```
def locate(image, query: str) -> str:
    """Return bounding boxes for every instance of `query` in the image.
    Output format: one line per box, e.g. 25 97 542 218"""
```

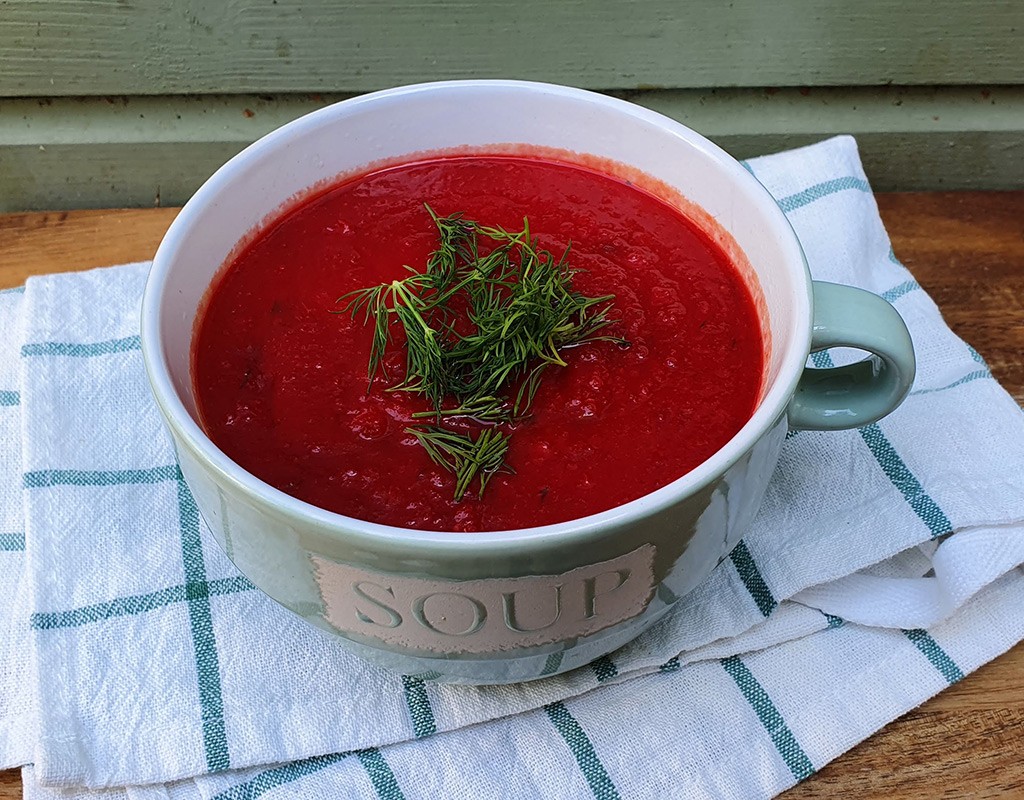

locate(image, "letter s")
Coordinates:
352 581 403 628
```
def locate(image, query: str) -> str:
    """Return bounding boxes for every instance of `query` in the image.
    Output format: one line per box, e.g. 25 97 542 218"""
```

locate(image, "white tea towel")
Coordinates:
7 135 1024 798
19 574 1024 800
0 287 32 769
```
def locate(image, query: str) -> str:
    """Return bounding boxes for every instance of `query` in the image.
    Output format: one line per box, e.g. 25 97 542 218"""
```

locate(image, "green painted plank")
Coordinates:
0 0 1022 96
0 94 348 146
0 94 341 210
1 87 1023 211
627 86 1024 137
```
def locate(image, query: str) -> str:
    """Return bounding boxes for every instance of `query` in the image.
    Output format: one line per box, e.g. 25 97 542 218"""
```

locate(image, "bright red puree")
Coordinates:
193 155 764 531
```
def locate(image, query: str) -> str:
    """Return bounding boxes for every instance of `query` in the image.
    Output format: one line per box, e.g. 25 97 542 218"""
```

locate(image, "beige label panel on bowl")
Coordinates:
311 544 656 654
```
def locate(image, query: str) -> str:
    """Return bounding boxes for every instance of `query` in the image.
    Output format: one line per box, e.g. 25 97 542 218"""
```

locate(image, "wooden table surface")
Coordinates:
0 195 1022 798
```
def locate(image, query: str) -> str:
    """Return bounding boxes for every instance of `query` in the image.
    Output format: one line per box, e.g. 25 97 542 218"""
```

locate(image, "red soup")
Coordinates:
193 155 764 532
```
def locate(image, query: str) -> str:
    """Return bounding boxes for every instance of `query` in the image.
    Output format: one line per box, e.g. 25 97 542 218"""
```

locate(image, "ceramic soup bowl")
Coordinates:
141 80 915 684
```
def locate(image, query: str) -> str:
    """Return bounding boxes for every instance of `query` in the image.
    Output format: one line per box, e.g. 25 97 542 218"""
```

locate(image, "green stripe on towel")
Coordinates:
0 390 19 406
209 752 351 800
33 584 189 629
356 747 408 800
21 334 141 357
729 540 778 617
544 701 621 800
903 629 965 684
910 369 991 396
176 474 232 773
967 345 989 367
811 351 953 539
0 533 25 551
721 656 815 781
858 423 953 538
659 656 681 673
30 576 254 630
742 165 872 217
775 177 872 213
401 675 437 738
823 613 845 629
590 655 619 682
22 461 249 771
881 280 921 303
24 464 180 488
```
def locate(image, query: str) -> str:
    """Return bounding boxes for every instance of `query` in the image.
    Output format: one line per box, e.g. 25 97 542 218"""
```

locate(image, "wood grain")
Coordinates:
0 207 180 279
1 0 1023 96
877 192 1024 406
0 194 1021 797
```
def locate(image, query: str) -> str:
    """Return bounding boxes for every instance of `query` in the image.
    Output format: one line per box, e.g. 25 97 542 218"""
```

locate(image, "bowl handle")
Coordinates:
787 281 916 431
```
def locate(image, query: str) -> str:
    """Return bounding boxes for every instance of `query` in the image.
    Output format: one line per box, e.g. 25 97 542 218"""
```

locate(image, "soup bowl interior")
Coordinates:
146 80 810 545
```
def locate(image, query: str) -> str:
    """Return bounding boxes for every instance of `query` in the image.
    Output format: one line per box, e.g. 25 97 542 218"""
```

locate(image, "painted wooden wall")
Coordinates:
0 0 1021 210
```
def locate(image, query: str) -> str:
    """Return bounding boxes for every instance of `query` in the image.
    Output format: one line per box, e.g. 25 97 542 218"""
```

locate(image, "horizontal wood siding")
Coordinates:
0 0 1022 96
0 0 1022 206
1 86 1020 210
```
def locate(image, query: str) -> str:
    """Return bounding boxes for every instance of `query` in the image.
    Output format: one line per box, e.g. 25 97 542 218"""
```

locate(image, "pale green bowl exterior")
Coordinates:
168 404 789 683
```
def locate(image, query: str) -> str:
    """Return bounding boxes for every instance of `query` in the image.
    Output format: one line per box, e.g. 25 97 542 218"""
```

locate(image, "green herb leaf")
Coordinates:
339 204 628 501
405 426 513 501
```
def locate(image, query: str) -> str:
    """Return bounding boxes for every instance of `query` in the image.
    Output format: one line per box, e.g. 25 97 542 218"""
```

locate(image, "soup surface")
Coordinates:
193 155 763 531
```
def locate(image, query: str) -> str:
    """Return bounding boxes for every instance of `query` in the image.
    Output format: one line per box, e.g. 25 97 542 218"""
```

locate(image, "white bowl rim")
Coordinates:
141 78 812 553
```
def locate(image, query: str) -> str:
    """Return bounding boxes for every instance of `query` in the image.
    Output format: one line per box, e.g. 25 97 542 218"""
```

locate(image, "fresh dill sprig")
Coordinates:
338 204 628 501
410 395 510 423
339 270 439 394
405 426 513 502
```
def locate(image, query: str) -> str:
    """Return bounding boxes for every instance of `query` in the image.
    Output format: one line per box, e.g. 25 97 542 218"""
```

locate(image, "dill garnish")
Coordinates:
338 204 627 500
405 426 513 502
